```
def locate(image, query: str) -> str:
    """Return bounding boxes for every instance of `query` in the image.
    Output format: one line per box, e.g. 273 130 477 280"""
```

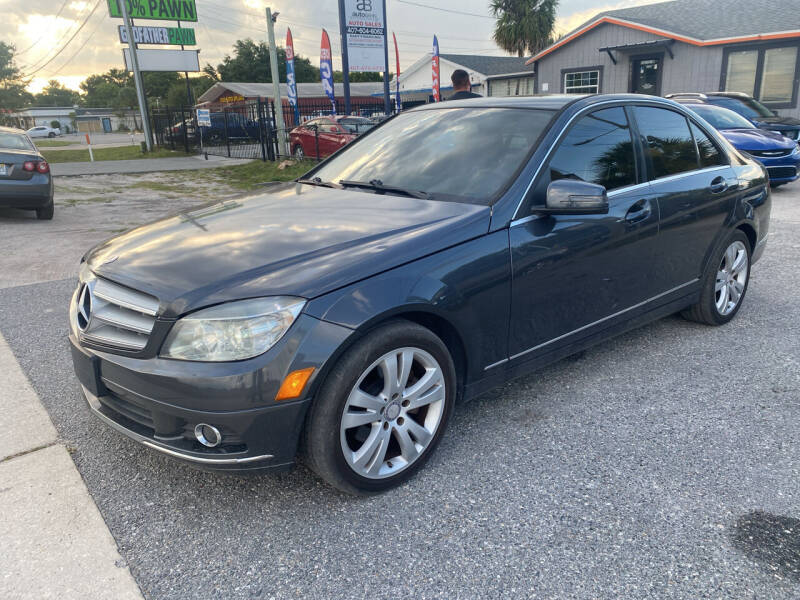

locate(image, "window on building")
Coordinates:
488 77 534 97
563 70 600 94
724 44 800 106
547 107 637 190
633 106 699 179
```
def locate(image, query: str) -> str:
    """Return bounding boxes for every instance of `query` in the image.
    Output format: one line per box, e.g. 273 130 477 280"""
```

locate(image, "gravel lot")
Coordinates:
1 181 798 599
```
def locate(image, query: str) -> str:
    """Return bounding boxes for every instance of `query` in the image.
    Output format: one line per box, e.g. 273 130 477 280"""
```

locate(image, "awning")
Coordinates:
598 39 676 64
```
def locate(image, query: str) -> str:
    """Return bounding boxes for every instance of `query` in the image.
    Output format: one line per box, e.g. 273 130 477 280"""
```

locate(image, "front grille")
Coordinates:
767 166 798 180
80 277 159 351
747 148 792 158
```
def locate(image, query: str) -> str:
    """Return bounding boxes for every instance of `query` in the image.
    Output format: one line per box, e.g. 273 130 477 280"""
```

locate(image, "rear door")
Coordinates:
508 105 661 360
631 105 739 290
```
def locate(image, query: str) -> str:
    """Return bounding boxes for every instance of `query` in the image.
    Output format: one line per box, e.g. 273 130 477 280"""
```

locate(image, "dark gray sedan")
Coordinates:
0 126 54 220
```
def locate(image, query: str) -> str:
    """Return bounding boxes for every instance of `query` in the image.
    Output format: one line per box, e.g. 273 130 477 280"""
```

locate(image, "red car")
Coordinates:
289 116 374 160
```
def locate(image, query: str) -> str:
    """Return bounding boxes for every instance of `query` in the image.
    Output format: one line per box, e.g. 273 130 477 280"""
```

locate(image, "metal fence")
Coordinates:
150 98 400 162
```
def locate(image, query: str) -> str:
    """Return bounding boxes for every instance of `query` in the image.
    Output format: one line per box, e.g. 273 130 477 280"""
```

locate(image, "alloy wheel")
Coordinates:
294 146 305 160
715 240 748 316
340 347 446 479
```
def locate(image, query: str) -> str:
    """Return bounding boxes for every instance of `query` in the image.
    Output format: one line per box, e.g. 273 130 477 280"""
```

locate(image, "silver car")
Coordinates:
0 127 54 220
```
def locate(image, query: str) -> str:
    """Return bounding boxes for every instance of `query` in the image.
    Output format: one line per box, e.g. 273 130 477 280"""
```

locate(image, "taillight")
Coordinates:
23 161 36 171
37 161 49 174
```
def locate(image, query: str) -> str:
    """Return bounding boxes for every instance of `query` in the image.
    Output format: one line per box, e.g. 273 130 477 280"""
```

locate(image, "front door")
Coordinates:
630 55 662 95
508 106 660 360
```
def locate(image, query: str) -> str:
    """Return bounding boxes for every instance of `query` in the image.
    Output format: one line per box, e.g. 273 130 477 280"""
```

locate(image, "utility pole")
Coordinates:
337 0 352 115
382 0 391 114
266 8 287 157
120 0 152 151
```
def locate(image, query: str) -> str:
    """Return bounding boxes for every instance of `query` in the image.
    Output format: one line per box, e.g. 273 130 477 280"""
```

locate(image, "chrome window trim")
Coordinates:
645 164 730 186
483 279 698 370
510 99 736 222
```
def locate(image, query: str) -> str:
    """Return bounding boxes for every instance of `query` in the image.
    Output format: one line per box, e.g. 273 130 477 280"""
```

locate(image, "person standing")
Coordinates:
448 69 482 100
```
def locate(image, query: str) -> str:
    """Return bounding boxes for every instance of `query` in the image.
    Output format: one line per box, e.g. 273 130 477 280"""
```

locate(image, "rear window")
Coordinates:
0 133 34 151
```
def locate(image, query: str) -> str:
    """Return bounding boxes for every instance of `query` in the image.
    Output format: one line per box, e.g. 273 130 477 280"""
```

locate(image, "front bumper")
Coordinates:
69 313 353 472
755 152 800 184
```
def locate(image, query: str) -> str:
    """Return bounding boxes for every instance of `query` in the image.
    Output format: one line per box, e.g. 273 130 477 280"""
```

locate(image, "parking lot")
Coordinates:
1 179 799 598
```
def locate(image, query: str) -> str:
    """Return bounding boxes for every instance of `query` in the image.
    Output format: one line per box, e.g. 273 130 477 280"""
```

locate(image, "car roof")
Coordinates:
407 94 695 117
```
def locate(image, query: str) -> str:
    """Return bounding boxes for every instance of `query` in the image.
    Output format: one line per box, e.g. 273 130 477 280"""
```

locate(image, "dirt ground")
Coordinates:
0 172 249 289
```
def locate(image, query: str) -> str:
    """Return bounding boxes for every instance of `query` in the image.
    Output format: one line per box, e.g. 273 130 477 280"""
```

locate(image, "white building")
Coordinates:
393 54 535 103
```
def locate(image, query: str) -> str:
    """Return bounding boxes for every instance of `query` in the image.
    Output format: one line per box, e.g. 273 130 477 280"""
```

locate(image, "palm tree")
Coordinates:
490 0 559 57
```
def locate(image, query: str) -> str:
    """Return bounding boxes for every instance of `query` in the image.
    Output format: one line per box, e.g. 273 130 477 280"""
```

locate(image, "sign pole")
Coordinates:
382 0 390 114
266 7 288 157
120 1 153 151
337 0 352 115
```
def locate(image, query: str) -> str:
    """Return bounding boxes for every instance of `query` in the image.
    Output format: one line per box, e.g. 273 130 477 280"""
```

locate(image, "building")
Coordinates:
527 0 800 117
196 81 387 124
394 54 535 102
9 107 142 133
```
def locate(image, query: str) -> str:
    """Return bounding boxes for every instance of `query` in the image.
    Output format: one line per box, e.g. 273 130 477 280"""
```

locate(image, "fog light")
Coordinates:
194 423 222 448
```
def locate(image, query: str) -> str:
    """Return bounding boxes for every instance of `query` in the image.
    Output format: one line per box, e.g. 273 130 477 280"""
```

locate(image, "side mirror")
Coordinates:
542 179 609 215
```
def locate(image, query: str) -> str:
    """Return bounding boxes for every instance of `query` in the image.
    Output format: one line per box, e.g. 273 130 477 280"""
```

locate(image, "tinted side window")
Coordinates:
633 106 699 178
548 107 637 190
689 122 726 168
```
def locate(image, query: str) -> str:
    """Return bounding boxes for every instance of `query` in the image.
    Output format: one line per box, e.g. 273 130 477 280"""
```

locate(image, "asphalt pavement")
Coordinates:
0 186 798 599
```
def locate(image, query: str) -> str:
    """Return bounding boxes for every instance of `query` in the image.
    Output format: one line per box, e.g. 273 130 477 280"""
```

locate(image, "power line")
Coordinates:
19 0 95 71
394 0 495 19
16 0 72 55
21 0 102 78
47 10 106 78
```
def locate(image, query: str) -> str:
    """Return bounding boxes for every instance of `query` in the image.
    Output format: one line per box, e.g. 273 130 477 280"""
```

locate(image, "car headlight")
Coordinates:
161 297 306 362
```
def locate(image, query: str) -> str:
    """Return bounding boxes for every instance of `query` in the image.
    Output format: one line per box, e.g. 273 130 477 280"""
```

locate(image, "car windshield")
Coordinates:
712 97 775 119
0 132 34 150
687 105 755 130
312 107 555 204
339 118 374 134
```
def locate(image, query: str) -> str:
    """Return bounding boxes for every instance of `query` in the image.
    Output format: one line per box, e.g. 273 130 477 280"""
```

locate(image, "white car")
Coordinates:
26 125 61 138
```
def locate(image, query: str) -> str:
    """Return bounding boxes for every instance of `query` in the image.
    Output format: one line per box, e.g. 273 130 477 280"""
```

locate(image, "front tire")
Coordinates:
681 230 751 325
303 320 456 495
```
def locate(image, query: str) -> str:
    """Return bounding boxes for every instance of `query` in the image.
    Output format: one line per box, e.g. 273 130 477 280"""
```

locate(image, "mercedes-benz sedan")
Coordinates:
69 95 770 494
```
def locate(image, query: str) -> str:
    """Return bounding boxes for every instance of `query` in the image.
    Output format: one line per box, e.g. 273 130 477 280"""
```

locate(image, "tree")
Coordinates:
33 80 81 107
166 74 215 107
490 0 558 57
333 71 387 83
210 39 319 83
0 42 33 111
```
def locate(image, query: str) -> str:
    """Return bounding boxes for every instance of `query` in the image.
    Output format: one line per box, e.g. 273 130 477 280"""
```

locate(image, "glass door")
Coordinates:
631 56 663 95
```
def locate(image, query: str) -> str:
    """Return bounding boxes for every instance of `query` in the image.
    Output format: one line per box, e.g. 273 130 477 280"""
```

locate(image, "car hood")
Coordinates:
86 182 491 318
752 115 800 127
719 128 797 150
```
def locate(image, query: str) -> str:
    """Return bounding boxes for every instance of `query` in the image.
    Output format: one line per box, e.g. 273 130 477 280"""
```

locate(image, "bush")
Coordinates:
50 120 61 130
117 123 130 132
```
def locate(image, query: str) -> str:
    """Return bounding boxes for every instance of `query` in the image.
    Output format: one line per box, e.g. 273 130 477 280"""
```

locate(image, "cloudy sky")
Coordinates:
2 0 656 93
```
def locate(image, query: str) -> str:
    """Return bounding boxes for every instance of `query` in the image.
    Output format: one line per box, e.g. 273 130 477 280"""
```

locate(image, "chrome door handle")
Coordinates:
624 199 651 224
710 176 728 194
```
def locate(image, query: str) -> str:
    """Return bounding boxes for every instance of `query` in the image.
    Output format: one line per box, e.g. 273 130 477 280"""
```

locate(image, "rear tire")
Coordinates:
293 145 305 160
35 201 54 220
681 230 751 325
303 320 456 495
48 132 56 138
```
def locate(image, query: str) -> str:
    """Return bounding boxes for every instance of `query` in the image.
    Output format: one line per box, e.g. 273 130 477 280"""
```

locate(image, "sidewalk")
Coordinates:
0 332 143 599
51 154 252 177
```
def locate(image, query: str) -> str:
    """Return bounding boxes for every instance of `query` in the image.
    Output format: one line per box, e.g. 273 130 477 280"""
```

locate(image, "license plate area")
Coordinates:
70 339 106 397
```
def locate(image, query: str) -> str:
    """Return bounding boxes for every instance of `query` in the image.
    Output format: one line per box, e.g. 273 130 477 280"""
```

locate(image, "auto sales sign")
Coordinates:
343 0 387 72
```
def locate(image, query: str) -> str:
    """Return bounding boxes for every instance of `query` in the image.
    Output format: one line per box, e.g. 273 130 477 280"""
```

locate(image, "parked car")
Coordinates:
0 126 54 219
681 102 800 187
69 95 770 494
289 116 373 160
26 125 60 138
666 92 800 141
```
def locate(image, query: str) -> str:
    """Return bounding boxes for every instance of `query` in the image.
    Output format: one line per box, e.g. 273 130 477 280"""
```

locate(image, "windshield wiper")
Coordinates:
296 176 340 188
339 179 429 199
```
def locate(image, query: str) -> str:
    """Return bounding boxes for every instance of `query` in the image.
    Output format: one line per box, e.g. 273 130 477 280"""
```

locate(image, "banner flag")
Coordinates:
432 35 440 102
286 28 301 126
321 29 337 115
393 32 402 111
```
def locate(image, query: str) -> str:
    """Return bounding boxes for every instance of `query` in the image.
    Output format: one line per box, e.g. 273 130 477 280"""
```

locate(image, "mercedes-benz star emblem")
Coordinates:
77 283 93 332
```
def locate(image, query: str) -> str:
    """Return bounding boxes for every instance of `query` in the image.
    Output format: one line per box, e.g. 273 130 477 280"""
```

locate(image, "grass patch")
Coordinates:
59 196 113 207
42 146 192 163
192 159 316 190
34 140 73 148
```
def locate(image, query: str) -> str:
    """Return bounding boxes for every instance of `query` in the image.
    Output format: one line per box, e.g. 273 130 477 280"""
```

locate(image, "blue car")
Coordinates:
682 102 800 187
